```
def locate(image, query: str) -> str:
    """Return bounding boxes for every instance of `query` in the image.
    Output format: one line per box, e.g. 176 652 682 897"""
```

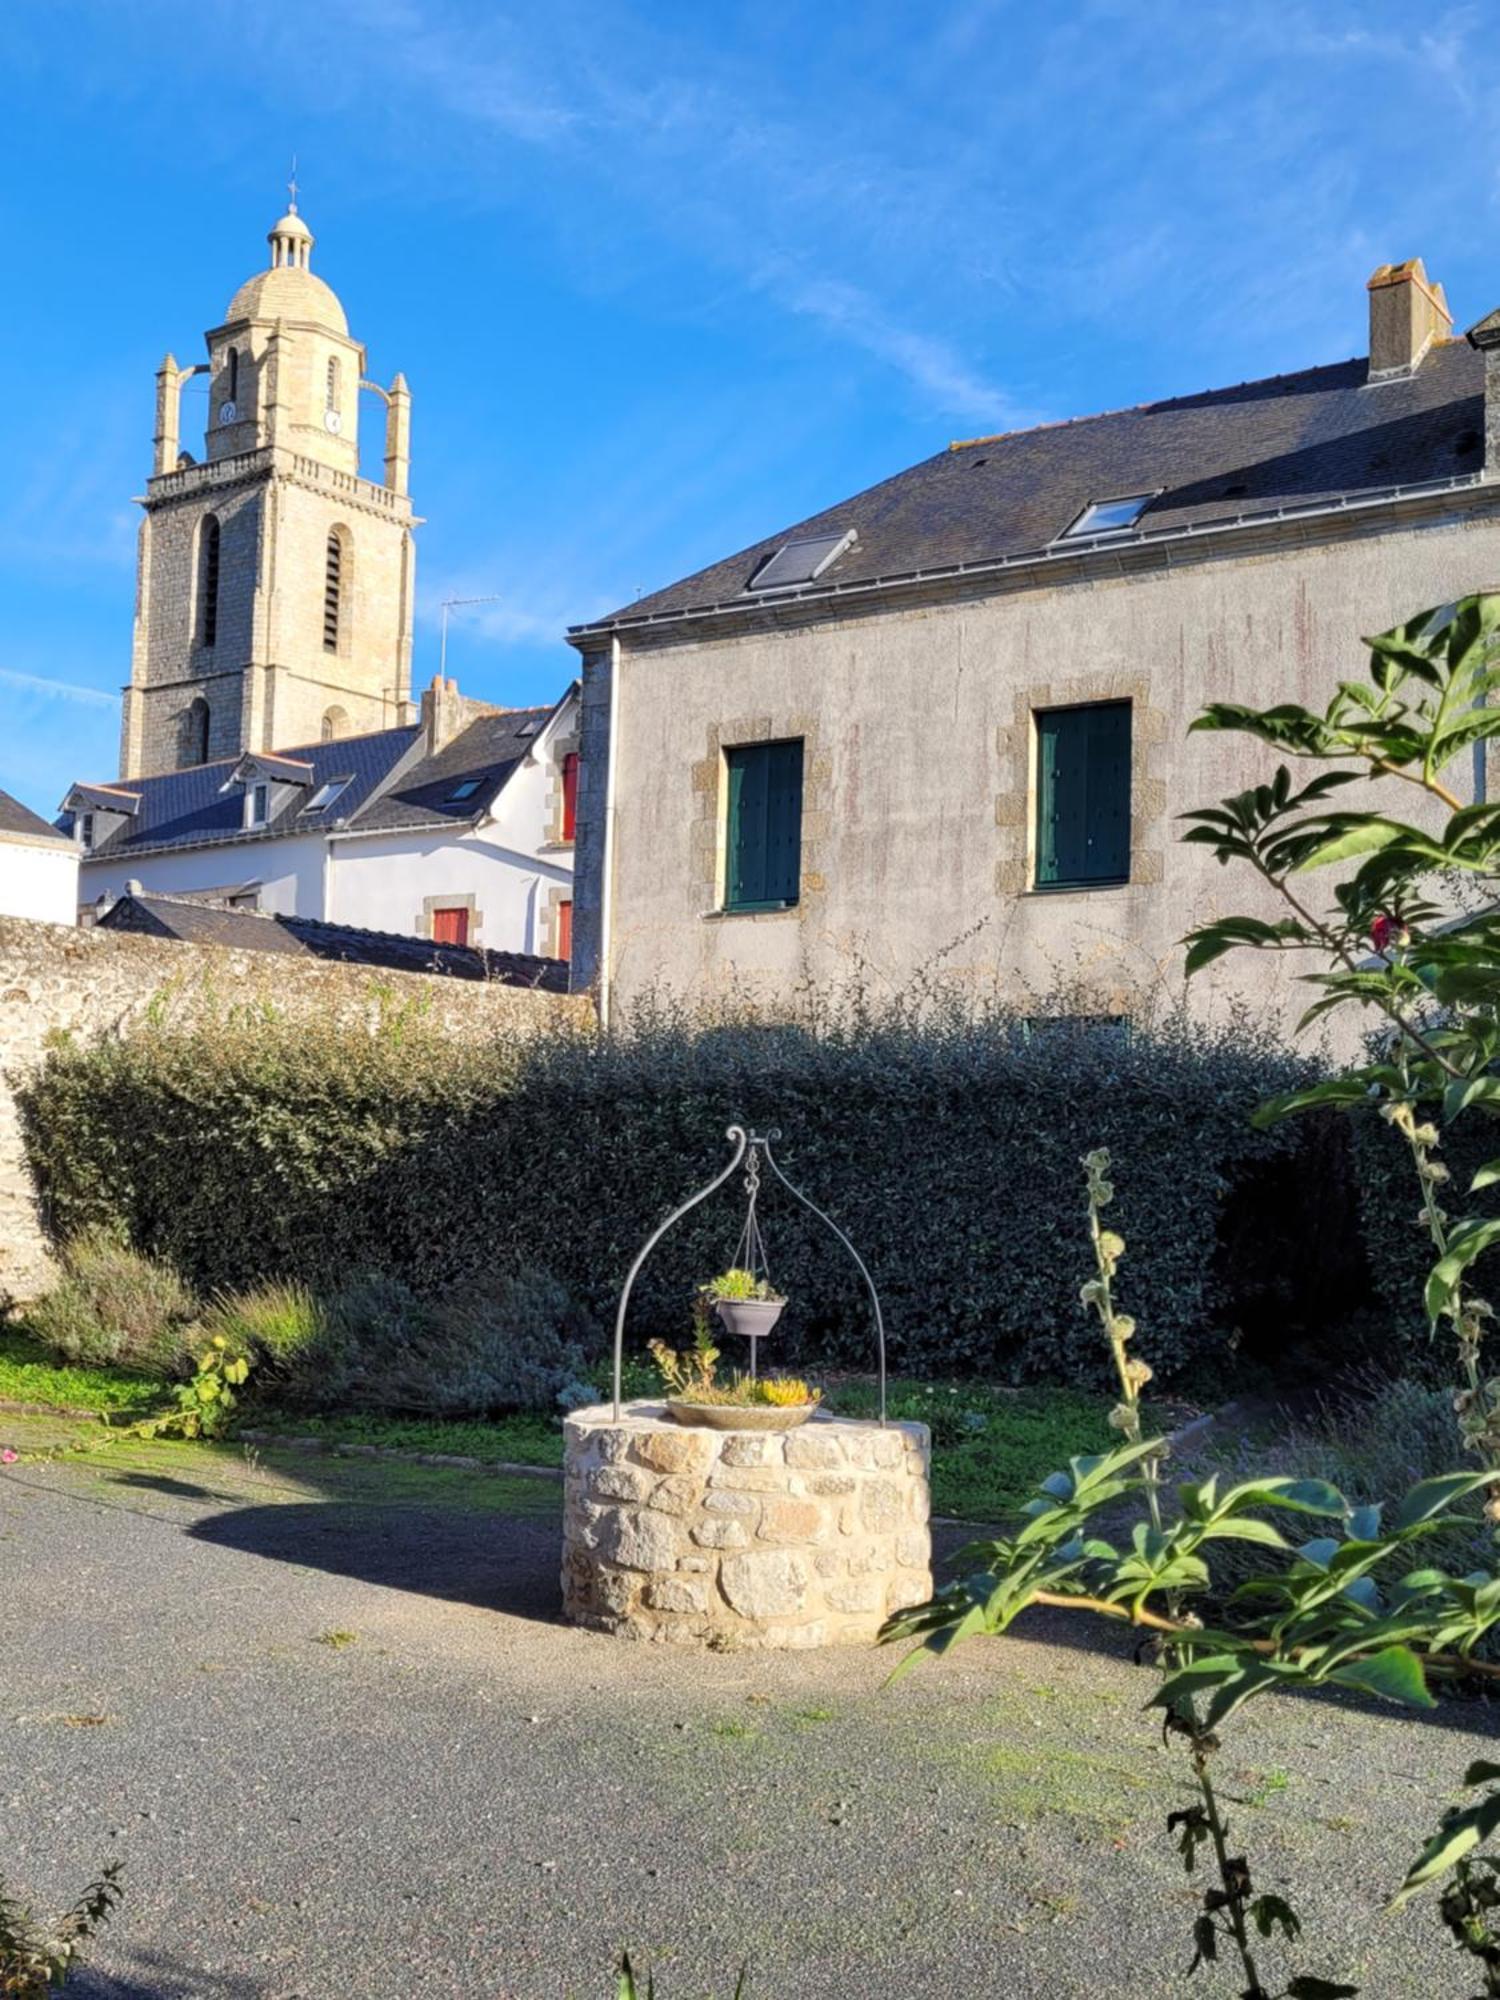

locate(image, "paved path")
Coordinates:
3 1434 1496 1998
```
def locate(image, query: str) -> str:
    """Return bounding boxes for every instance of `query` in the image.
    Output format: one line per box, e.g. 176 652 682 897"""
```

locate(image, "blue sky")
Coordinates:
1 1 1495 817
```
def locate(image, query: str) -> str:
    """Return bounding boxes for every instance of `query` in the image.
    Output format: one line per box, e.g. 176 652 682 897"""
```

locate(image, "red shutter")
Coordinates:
561 752 579 841
432 907 469 946
557 899 573 961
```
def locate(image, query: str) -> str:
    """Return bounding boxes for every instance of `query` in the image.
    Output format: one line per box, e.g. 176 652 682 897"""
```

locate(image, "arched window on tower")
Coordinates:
326 355 340 415
323 527 349 654
181 697 210 768
226 347 239 404
321 705 350 742
200 517 221 647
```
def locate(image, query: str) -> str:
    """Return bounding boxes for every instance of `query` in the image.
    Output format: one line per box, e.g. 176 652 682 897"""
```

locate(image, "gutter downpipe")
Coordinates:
599 634 622 1032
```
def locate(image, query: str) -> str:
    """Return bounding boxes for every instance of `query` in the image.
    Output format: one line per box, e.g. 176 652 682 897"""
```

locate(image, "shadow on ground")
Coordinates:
187 1498 565 1623
74 1957 267 1998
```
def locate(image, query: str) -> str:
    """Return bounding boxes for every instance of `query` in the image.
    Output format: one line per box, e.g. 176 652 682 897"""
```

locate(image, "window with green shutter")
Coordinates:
1034 701 1131 888
724 739 804 911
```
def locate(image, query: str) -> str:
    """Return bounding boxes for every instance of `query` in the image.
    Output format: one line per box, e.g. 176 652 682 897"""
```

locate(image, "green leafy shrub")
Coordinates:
145 1330 253 1439
0 1858 122 1997
423 1268 598 1413
25 1226 197 1375
17 994 1341 1389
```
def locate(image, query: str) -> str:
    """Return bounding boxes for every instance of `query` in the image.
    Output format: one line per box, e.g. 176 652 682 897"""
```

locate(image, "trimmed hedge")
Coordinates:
18 1000 1354 1387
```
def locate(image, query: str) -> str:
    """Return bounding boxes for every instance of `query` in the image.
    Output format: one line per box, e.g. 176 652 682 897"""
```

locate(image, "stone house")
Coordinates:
0 791 77 925
566 258 1500 1031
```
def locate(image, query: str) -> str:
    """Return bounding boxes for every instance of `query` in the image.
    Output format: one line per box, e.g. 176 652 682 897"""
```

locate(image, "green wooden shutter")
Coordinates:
1035 703 1131 887
725 740 804 909
1085 702 1131 883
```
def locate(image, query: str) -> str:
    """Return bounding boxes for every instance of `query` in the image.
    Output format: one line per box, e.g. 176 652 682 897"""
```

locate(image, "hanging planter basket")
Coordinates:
611 1123 890 1427
712 1297 785 1342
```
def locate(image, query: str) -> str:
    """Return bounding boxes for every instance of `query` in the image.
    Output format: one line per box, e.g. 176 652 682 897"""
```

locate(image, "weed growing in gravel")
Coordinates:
0 1858 122 1998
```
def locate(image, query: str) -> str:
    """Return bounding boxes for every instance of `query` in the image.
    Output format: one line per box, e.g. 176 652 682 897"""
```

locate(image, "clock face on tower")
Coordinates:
324 408 342 435
218 401 238 424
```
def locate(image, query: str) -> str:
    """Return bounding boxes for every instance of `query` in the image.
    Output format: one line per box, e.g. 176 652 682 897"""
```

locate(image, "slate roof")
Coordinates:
577 339 1487 633
65 725 420 862
349 704 556 834
97 892 570 991
0 787 73 845
65 697 573 863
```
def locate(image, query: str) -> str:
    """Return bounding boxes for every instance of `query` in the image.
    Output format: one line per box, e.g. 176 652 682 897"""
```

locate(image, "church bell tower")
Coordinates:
119 196 417 779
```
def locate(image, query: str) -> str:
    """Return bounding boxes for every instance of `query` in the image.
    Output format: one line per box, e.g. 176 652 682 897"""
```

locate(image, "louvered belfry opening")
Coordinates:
201 518 221 647
323 530 343 652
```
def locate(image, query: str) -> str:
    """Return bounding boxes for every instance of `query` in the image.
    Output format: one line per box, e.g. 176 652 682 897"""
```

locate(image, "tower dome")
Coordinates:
223 202 348 333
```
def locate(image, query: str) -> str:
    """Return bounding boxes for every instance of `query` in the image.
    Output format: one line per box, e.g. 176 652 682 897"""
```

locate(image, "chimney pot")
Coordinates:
1368 258 1451 379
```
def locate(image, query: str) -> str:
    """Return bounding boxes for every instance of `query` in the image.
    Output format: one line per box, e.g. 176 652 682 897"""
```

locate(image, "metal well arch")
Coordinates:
611 1124 888 1424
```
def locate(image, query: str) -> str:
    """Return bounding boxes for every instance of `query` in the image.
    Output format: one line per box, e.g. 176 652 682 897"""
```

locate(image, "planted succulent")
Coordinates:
649 1326 820 1430
703 1267 783 1304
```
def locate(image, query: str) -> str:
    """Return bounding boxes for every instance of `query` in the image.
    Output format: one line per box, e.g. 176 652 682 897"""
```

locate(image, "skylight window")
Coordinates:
447 778 483 803
1059 494 1156 540
305 776 352 814
747 529 856 593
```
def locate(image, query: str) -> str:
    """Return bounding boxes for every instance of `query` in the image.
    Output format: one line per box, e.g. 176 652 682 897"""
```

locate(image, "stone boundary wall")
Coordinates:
0 914 588 1303
562 1402 932 1648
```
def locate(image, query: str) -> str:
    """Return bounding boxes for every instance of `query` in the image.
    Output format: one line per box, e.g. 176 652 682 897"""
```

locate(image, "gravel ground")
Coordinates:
4 1432 1498 2000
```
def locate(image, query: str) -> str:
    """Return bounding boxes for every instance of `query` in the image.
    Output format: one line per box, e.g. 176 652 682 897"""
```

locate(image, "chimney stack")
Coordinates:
1367 259 1451 380
419 673 465 751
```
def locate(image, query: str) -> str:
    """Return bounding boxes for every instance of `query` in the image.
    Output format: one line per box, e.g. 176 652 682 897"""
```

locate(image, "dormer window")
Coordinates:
305 776 352 814
78 812 95 853
247 782 270 829
1058 493 1157 540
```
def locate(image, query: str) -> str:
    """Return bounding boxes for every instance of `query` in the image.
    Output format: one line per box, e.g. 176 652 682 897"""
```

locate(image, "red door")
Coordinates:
561 752 579 841
432 907 470 946
556 899 573 961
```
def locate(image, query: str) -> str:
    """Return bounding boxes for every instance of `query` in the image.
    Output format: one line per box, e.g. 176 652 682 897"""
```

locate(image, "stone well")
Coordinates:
561 1402 932 1648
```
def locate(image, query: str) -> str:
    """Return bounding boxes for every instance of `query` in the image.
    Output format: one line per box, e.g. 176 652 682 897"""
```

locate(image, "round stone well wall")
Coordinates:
561 1402 932 1648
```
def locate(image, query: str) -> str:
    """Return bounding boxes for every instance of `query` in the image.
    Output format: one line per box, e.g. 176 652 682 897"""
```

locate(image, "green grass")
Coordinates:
822 1378 1110 1517
2 1327 1112 1521
0 1328 168 1419
239 1407 564 1466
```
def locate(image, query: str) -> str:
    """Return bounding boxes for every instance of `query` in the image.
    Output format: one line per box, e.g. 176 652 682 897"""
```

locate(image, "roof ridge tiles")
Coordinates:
948 354 1380 451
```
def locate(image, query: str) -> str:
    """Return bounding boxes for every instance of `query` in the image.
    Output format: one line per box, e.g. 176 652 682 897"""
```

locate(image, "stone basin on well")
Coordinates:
561 1402 933 1648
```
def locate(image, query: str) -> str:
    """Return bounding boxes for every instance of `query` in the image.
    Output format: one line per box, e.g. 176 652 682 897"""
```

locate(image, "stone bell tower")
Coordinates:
119 197 417 779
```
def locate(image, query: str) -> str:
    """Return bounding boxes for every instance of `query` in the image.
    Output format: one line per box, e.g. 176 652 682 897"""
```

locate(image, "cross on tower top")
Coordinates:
287 156 300 213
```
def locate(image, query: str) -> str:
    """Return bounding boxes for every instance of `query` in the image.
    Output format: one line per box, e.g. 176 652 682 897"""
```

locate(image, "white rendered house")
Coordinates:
65 677 580 962
0 790 79 925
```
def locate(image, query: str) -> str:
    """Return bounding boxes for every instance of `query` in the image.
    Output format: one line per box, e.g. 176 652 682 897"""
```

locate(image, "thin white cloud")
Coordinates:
301 0 1022 426
771 273 1038 429
0 667 119 709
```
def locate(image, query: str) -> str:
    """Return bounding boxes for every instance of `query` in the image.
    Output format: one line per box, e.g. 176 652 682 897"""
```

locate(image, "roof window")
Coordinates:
1059 494 1156 540
747 529 856 593
447 778 483 803
305 776 353 814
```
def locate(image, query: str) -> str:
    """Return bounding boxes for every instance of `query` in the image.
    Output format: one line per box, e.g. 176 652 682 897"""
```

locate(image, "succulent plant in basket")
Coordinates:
647 1318 821 1431
703 1266 785 1342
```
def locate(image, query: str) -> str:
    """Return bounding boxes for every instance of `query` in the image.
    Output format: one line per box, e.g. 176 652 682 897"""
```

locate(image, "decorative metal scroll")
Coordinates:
611 1124 889 1425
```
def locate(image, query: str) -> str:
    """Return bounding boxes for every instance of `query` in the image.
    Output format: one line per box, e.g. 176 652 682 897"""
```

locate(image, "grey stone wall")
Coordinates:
569 646 610 995
0 916 587 1304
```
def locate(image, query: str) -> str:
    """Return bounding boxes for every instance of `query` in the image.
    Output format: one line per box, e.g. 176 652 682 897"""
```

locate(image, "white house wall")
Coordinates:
80 834 327 918
0 843 80 925
327 824 570 952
